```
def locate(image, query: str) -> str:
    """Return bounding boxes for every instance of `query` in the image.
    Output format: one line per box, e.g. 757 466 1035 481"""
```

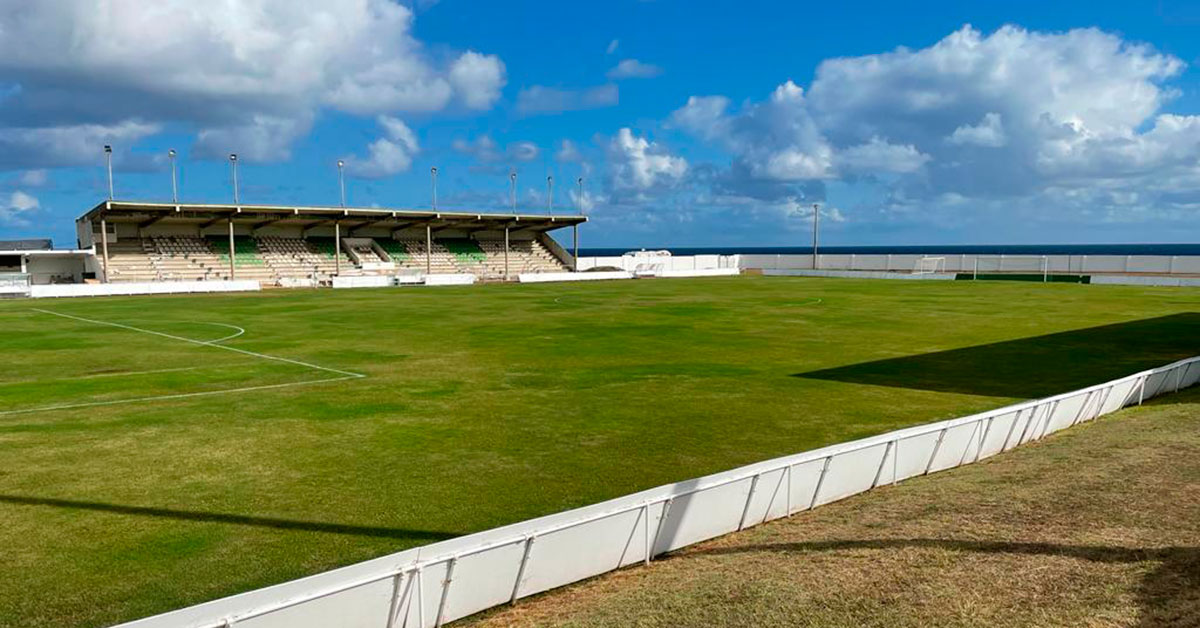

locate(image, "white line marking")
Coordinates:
32 309 363 378
1 309 367 417
194 321 245 344
0 377 359 417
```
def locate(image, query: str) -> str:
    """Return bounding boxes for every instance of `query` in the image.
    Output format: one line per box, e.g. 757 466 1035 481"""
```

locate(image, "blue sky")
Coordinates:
1 0 1199 249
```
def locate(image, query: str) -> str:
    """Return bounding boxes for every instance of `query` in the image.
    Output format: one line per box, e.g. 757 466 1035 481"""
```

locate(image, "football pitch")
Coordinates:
2 276 1198 628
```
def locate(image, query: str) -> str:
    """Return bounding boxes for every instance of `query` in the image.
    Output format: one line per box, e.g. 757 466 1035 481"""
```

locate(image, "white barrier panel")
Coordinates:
655 268 740 278
764 269 955 281
332 276 393 289
30 280 261 299
1091 275 1200 288
113 356 1199 628
424 274 476 286
518 271 634 283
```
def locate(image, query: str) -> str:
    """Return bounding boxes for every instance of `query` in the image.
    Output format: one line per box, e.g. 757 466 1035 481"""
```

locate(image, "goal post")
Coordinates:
971 255 1049 282
913 256 947 275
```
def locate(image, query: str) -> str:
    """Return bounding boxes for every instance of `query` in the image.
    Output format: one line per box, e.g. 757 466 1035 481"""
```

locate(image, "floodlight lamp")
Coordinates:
229 153 238 162
104 145 112 153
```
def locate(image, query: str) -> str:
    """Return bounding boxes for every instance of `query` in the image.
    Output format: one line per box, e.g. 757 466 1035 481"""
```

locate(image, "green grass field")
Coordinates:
2 276 1199 627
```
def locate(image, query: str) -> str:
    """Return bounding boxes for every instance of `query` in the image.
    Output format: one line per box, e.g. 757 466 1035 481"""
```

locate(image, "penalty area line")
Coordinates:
4 309 369 417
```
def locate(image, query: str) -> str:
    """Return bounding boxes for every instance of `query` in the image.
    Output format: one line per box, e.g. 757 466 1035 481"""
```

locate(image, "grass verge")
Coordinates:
469 388 1200 627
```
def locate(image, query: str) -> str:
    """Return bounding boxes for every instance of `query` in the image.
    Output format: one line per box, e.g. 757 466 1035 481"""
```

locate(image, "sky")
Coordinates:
0 0 1199 249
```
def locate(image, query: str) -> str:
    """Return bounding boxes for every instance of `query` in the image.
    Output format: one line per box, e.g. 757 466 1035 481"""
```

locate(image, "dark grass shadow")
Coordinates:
794 313 1200 398
0 494 459 541
688 538 1200 628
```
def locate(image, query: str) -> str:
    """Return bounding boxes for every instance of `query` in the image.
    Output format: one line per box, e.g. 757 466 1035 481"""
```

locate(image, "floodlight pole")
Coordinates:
425 223 432 274
230 153 239 204
337 160 346 208
547 176 553 212
104 145 114 200
168 149 178 203
812 203 819 270
335 220 341 276
510 172 517 212
431 167 438 210
504 225 510 280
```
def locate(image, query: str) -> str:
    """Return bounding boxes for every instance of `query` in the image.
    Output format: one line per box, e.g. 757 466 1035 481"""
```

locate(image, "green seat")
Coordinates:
440 238 486 264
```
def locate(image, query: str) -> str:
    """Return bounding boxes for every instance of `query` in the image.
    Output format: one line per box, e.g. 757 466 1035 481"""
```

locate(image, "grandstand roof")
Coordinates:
78 200 587 232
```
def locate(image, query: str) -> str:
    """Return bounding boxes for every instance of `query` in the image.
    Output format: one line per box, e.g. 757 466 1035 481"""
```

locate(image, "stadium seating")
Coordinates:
102 234 569 284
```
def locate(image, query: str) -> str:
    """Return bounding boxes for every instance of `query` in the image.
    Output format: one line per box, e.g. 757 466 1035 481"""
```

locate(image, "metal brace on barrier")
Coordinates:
649 498 673 561
434 558 457 628
924 428 948 475
809 456 832 510
737 474 761 531
870 441 894 489
510 536 536 604
974 416 995 463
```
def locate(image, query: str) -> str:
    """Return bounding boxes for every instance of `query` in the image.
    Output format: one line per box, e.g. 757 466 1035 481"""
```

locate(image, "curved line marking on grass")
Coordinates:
4 309 367 417
196 322 245 344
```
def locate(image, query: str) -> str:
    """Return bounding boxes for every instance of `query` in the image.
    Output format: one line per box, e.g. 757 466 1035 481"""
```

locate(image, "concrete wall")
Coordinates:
31 280 261 299
112 356 1199 628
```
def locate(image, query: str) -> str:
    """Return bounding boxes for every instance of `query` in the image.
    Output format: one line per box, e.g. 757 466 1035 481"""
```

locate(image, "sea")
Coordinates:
579 243 1200 257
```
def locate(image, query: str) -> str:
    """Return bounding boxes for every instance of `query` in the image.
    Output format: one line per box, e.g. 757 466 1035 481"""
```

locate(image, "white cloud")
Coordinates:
1 190 38 223
607 59 664 80
341 116 419 178
671 81 833 182
452 135 502 162
556 140 583 163
948 113 1007 147
671 25 1200 219
0 121 161 170
516 84 618 114
194 114 311 162
17 169 48 187
0 0 505 166
507 141 540 162
448 51 506 110
607 128 687 193
606 39 619 55
837 137 930 174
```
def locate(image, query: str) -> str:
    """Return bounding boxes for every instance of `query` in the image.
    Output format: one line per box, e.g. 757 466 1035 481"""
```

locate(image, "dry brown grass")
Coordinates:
467 388 1200 628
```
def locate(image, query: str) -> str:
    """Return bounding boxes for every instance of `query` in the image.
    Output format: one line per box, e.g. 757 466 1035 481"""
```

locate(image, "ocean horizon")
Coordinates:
579 243 1200 257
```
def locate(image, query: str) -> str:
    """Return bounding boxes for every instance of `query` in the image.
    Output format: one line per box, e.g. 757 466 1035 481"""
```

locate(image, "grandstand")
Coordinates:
77 201 584 287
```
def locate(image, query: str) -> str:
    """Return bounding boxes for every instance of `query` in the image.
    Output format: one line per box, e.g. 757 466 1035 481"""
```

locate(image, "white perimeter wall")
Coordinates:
31 280 261 298
739 253 1200 275
113 356 1200 628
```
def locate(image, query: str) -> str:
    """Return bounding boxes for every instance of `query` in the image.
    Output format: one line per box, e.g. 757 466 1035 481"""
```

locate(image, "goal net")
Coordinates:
913 256 947 275
971 255 1049 281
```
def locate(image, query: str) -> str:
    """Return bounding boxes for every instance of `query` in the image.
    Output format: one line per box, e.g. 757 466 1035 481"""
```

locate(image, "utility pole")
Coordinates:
812 203 819 270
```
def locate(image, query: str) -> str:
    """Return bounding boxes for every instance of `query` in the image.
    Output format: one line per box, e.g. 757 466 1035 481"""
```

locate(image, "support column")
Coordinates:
334 221 341 276
572 224 579 272
99 218 110 283
425 224 432 274
504 226 510 280
228 219 236 280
